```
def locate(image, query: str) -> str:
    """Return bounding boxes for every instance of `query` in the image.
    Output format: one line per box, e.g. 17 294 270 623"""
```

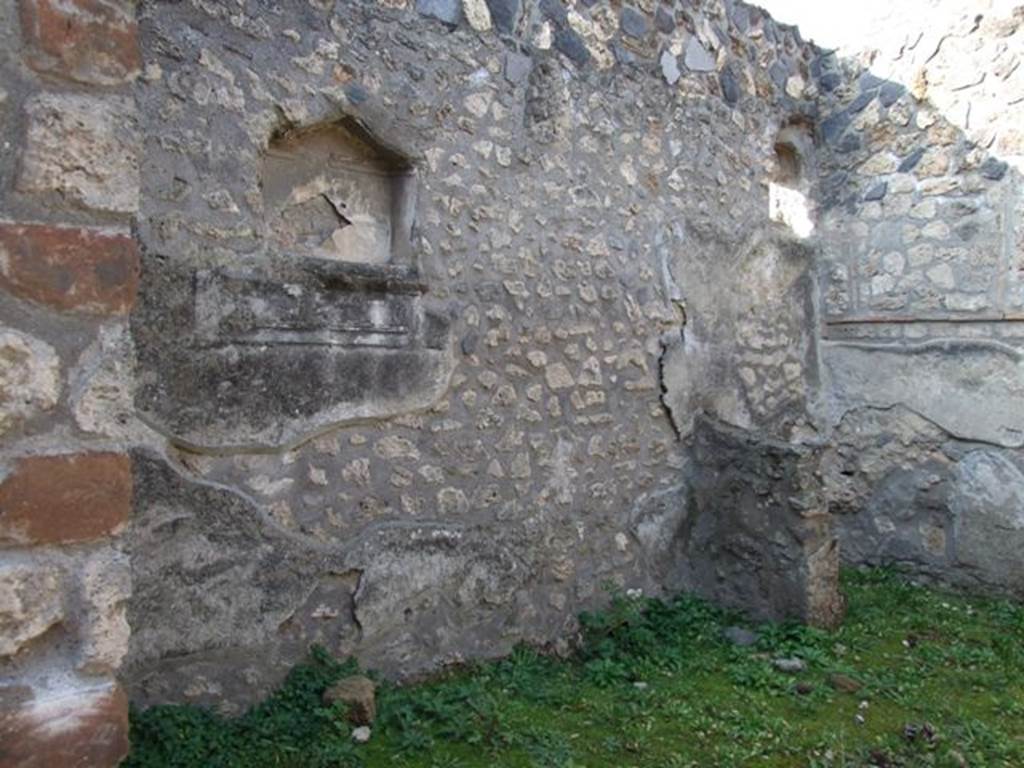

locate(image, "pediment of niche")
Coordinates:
133 119 453 453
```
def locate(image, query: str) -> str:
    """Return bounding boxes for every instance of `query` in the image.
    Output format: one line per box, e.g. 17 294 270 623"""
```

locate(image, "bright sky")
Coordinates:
751 0 891 48
753 0 1005 54
750 0 994 57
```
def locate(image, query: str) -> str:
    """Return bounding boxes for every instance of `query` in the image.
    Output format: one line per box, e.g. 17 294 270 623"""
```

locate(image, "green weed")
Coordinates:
125 570 1024 768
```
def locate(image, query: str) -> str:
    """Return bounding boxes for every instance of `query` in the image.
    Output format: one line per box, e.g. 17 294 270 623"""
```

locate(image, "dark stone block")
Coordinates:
554 27 589 66
980 157 1008 181
654 5 675 34
538 0 568 24
820 170 850 208
824 170 849 189
898 147 926 173
612 42 636 65
848 91 875 113
620 6 648 38
837 133 861 153
344 82 370 104
769 60 788 90
863 181 887 202
424 310 451 350
819 72 841 92
729 3 749 32
484 0 520 33
720 65 739 106
955 221 980 241
859 72 885 91
879 81 905 107
820 111 850 144
415 0 461 26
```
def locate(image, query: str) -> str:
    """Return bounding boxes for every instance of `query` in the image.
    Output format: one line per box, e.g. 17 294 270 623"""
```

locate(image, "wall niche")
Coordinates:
132 117 452 452
261 119 416 266
769 119 815 239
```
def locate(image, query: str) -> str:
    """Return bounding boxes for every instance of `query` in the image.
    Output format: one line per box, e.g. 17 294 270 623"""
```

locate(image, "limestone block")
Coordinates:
544 362 574 389
0 328 60 438
18 93 140 214
462 0 491 31
78 549 132 675
0 564 63 658
70 324 141 441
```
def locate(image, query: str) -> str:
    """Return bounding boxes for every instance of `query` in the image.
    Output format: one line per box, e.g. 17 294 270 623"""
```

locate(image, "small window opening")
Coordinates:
773 142 802 185
769 128 813 239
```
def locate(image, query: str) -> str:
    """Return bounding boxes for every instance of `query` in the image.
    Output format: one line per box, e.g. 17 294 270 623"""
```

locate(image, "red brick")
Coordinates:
0 224 139 315
0 683 129 768
0 453 131 546
19 0 141 86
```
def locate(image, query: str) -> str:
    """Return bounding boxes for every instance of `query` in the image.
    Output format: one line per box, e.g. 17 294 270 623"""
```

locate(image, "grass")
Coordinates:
125 569 1024 767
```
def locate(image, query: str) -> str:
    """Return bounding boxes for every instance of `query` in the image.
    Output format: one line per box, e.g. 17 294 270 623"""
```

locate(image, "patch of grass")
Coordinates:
124 570 1024 767
127 646 361 768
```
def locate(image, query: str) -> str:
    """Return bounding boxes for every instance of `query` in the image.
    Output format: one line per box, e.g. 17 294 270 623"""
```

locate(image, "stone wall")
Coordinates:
120 0 834 713
0 0 140 763
812 0 1024 593
684 415 843 629
3 0 1021 761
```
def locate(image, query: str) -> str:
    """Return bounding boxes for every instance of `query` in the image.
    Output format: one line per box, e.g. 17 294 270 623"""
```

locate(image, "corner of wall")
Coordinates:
0 1 142 764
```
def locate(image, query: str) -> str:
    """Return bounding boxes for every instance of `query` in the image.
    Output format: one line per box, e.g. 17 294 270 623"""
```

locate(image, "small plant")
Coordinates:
125 646 360 768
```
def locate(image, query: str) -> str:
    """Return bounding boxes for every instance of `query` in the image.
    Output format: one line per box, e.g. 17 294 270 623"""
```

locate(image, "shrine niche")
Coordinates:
261 120 416 266
132 118 453 452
